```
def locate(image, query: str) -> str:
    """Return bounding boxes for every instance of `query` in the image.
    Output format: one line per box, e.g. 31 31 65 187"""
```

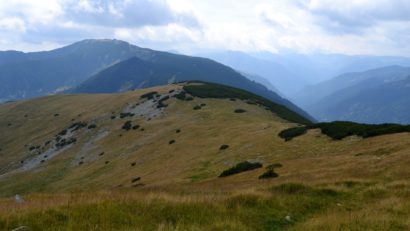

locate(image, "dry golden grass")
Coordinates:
0 83 410 230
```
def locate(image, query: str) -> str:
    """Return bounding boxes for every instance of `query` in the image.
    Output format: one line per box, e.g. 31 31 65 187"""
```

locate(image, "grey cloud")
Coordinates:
303 0 410 34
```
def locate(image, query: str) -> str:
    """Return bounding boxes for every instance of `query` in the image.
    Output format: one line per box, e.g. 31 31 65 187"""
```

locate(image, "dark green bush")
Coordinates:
131 177 141 183
132 125 140 130
219 144 229 150
259 163 282 179
140 91 158 100
88 124 97 129
258 170 278 179
169 140 175 144
69 122 88 131
122 121 132 131
234 109 246 113
219 161 262 177
174 91 187 100
193 105 201 110
278 126 308 141
157 96 170 108
279 121 410 141
119 112 134 119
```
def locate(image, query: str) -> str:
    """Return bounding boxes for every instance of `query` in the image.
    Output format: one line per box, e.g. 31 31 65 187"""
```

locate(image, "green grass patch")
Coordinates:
0 184 348 231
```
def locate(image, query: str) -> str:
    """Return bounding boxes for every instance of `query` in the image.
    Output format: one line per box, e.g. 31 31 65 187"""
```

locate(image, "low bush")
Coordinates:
119 113 134 119
259 163 282 179
219 144 229 150
169 140 175 144
69 122 88 132
258 170 278 179
131 177 141 183
176 129 181 133
88 124 97 129
132 125 140 130
140 91 158 100
219 161 262 177
234 109 246 113
157 96 170 108
174 91 187 100
279 121 410 141
278 126 308 141
122 121 132 131
193 105 201 110
57 129 67 136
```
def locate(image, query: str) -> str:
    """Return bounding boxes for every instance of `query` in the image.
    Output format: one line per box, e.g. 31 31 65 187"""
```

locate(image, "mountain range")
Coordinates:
0 39 312 122
292 66 410 124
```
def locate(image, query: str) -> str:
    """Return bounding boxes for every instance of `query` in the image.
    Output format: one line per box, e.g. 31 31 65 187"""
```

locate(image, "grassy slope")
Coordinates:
0 83 410 230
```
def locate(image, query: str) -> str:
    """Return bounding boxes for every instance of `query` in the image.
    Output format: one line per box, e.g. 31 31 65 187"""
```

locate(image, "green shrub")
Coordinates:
258 170 278 179
219 161 262 177
174 91 187 100
157 96 170 108
219 144 229 150
279 121 410 141
278 126 308 141
234 109 246 113
119 113 134 119
259 163 282 179
122 121 132 131
140 91 158 100
131 177 141 183
87 124 97 129
69 122 88 131
193 105 201 110
169 140 175 144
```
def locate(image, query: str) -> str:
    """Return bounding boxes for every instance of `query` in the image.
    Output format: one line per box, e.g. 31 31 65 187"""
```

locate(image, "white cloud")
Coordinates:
0 0 409 56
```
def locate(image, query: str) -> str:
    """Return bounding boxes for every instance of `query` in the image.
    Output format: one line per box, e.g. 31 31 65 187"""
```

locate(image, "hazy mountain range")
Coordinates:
0 39 312 121
2 39 410 124
201 51 410 97
292 66 410 124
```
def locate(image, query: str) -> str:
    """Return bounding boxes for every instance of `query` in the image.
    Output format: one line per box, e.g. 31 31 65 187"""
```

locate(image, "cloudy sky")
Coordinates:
0 0 409 56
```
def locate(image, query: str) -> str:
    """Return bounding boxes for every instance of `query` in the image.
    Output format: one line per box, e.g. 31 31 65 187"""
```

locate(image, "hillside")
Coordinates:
71 54 313 122
292 66 410 124
1 82 410 230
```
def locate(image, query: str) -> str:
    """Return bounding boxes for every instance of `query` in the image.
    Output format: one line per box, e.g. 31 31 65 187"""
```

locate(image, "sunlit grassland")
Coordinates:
1 181 409 231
